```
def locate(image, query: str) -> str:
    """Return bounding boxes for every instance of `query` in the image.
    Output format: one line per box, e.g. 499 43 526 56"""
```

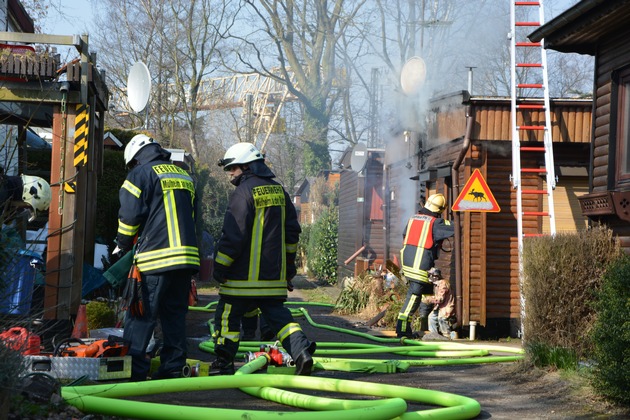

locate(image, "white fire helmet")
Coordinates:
124 134 156 165
21 174 52 213
218 142 264 170
424 193 446 213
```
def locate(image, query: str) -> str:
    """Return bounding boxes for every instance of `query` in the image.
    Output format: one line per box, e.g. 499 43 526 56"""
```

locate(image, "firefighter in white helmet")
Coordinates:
212 142 316 375
1 172 51 222
116 133 199 381
396 193 455 339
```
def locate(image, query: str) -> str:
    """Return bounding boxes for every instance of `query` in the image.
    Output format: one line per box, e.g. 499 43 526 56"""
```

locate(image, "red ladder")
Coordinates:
510 0 556 252
510 0 557 339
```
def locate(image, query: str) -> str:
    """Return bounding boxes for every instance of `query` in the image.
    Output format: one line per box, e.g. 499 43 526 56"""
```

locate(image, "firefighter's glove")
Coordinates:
287 265 296 282
104 249 134 289
113 245 124 258
287 280 294 292
213 267 227 284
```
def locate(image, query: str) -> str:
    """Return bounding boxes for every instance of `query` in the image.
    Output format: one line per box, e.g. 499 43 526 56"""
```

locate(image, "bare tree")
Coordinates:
91 0 240 160
224 0 368 176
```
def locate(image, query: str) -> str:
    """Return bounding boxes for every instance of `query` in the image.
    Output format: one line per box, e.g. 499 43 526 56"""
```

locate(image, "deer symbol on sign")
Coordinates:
468 188 487 202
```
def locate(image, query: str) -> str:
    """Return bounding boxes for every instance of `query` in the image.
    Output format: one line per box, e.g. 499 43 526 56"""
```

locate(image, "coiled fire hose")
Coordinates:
62 355 481 419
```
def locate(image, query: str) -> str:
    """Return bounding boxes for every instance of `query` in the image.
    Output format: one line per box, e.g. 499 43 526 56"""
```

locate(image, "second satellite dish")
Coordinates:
400 56 426 95
127 61 151 113
350 143 368 172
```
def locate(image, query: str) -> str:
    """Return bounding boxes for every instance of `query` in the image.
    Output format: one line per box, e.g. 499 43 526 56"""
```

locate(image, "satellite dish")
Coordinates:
350 143 368 172
400 56 427 95
127 61 151 113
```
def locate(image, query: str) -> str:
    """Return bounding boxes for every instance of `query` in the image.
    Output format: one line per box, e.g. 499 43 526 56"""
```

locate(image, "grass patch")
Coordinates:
526 342 578 370
299 288 337 305
197 284 219 294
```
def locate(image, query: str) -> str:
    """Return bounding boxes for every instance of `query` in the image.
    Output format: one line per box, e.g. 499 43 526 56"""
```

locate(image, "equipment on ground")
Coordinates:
22 336 132 381
53 336 129 358
0 327 41 355
245 344 293 367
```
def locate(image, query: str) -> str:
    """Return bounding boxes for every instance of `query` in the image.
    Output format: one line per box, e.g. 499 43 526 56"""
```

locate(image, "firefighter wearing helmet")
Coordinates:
212 142 316 376
1 172 51 222
396 193 455 339
116 133 199 381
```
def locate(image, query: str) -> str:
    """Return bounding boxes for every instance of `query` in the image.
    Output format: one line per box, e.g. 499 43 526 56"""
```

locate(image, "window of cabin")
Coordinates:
615 67 630 185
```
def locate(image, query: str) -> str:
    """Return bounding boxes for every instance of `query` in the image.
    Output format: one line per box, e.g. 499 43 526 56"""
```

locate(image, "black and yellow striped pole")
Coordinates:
73 103 89 167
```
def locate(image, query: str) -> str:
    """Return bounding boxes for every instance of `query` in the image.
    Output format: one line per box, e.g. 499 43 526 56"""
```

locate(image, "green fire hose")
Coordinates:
62 356 481 419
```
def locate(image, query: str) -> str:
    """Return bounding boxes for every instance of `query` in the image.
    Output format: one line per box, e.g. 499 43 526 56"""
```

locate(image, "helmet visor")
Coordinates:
217 157 235 170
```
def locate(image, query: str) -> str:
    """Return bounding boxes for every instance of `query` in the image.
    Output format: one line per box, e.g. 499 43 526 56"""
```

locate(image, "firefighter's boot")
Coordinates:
294 342 316 376
209 357 235 375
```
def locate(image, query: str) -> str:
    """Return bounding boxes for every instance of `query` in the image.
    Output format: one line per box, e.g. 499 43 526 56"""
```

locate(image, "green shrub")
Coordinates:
297 223 311 273
195 163 232 240
85 301 116 331
306 207 338 284
522 226 622 359
95 149 127 247
590 255 630 405
335 281 370 315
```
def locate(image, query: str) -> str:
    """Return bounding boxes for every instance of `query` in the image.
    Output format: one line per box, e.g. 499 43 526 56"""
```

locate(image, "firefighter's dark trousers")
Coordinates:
396 279 434 337
123 269 192 381
241 307 273 340
214 296 314 362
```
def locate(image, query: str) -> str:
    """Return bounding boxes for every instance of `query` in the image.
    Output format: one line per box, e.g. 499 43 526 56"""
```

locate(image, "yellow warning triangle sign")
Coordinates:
452 169 501 212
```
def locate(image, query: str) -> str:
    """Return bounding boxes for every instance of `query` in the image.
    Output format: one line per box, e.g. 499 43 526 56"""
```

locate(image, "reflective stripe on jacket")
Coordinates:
400 213 454 282
215 173 300 298
117 158 199 274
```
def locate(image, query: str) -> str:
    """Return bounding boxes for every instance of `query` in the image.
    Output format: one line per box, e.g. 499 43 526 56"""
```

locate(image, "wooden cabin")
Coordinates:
424 92 590 337
337 91 592 338
530 0 630 253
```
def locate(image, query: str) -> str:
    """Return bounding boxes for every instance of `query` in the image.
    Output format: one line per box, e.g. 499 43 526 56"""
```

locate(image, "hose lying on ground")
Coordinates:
62 356 482 420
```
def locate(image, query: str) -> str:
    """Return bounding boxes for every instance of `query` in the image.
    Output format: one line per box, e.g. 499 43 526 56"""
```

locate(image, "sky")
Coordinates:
34 0 98 62
39 0 96 36
37 0 579 40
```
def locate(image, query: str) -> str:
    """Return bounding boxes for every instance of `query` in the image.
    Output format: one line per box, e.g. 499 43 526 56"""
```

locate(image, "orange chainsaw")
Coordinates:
54 336 129 358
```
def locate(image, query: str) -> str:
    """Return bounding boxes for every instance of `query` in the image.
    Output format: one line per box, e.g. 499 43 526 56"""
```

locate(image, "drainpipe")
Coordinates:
383 160 389 266
451 105 473 330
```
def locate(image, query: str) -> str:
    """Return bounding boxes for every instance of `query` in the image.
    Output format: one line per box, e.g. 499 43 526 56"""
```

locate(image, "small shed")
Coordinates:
292 176 315 225
103 131 123 149
292 171 340 226
337 148 386 279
